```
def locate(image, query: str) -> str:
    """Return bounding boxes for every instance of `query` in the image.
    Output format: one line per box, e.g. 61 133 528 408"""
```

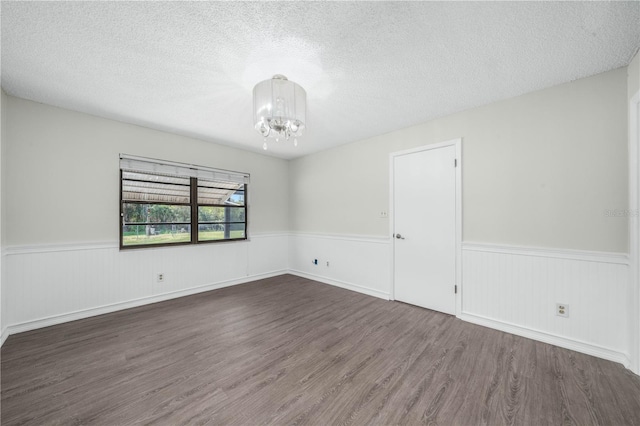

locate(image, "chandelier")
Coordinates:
253 74 306 150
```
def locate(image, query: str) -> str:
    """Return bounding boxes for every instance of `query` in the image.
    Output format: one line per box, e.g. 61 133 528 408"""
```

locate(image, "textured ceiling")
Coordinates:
2 2 639 159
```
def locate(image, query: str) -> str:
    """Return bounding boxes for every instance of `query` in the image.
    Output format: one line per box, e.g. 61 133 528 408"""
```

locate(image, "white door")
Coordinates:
393 144 457 315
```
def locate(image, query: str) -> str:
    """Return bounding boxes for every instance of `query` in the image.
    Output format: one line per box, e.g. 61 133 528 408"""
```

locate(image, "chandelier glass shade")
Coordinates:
253 75 306 150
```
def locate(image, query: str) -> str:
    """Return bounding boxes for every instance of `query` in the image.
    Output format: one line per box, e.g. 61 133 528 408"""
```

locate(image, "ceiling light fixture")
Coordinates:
253 74 306 150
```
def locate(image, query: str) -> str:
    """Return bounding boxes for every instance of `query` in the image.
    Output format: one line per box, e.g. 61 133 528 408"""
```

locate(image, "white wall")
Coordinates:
2 96 290 333
5 235 289 333
289 68 633 368
289 234 391 299
461 244 629 366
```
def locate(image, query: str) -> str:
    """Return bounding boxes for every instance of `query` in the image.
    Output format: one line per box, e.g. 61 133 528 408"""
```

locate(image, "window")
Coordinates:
120 155 249 248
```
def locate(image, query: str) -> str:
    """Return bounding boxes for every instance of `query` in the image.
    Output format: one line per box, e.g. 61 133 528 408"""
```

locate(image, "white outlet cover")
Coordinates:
556 303 569 318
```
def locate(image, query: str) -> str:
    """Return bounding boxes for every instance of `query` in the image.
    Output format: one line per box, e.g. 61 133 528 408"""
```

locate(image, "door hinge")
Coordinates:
454 285 457 294
454 159 457 167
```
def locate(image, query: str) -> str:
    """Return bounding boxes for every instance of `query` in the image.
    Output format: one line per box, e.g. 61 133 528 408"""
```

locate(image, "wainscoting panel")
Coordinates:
288 233 391 299
4 234 288 334
247 234 290 277
461 243 630 366
2 235 634 370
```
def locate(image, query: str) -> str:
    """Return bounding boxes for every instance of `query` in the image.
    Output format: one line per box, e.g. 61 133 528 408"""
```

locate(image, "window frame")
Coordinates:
196 181 247 243
119 163 248 250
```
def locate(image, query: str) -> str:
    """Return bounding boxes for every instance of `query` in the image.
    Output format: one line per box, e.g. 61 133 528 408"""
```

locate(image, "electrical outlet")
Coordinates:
556 303 569 318
326 261 330 267
379 211 388 218
157 273 165 283
312 259 318 265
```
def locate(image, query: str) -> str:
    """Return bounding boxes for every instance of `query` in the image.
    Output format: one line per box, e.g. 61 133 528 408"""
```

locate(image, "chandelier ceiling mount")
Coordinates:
253 74 306 151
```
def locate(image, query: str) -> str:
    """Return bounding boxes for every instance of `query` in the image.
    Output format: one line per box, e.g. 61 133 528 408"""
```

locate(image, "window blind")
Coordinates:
119 154 250 185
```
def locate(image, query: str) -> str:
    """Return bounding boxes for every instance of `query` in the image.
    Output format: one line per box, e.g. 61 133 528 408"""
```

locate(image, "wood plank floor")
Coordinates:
2 274 640 425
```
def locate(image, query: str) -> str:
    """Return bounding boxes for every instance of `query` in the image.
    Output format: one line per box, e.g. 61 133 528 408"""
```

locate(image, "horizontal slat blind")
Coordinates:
119 154 250 184
121 171 191 203
197 179 244 205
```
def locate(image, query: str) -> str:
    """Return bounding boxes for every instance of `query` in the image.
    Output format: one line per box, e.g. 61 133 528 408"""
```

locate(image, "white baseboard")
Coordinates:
458 312 631 368
1 327 8 346
289 269 390 300
6 270 287 336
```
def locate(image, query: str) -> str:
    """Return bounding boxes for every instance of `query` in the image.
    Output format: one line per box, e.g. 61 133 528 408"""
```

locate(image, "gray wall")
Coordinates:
1 89 5 338
629 50 640 101
289 68 628 253
3 96 290 246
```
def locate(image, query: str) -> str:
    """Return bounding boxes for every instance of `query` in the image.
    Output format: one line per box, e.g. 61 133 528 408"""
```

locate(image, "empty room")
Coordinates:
1 1 640 424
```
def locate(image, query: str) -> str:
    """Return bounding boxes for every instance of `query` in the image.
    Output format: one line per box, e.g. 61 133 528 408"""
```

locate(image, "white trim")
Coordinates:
289 232 390 244
5 241 118 255
1 327 9 347
4 233 284 256
5 270 287 336
246 232 290 242
250 232 289 239
459 312 631 368
629 89 640 374
389 139 460 157
463 241 629 265
388 150 395 298
389 138 463 315
455 140 463 316
289 270 390 300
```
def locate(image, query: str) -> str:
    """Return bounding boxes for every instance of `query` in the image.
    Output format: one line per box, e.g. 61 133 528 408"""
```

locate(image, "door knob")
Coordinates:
395 233 405 239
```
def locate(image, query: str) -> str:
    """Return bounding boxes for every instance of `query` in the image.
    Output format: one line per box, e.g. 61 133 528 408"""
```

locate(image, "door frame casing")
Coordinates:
389 138 462 316
629 91 640 375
